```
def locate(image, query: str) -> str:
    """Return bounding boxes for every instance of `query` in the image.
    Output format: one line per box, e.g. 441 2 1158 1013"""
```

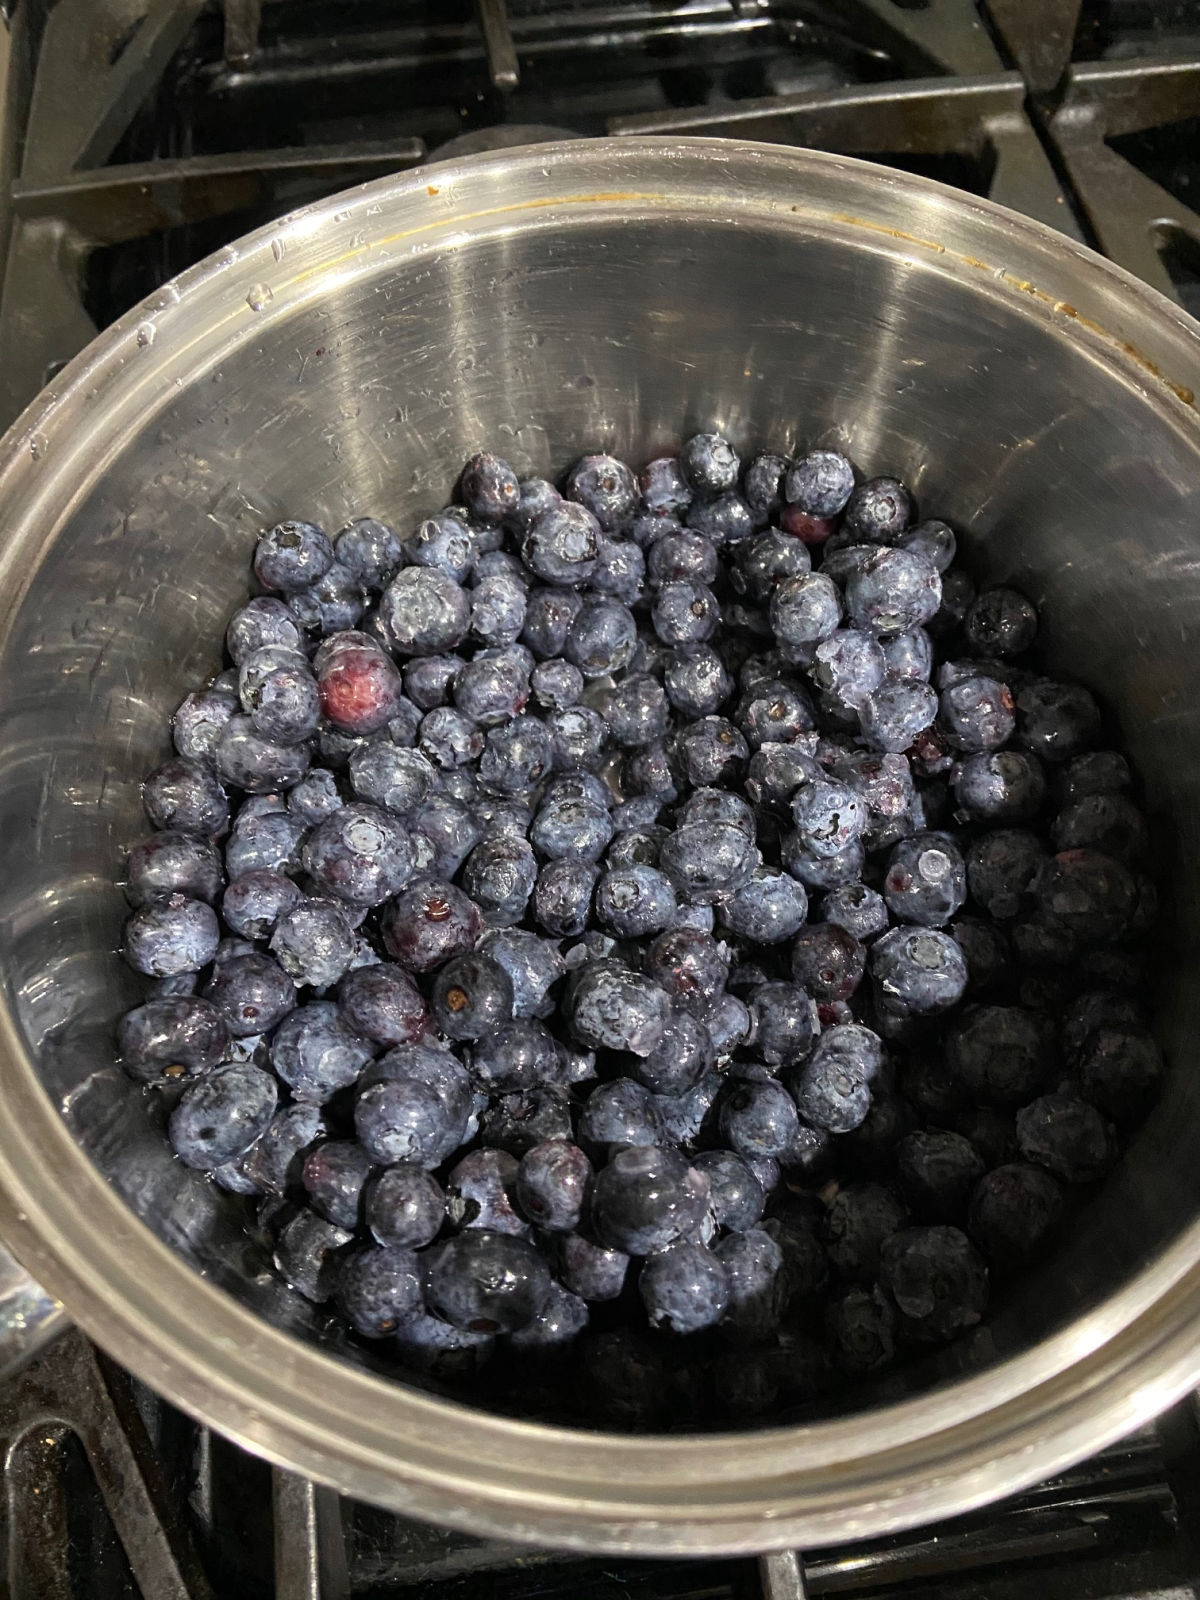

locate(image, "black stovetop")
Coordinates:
3 3 1200 1597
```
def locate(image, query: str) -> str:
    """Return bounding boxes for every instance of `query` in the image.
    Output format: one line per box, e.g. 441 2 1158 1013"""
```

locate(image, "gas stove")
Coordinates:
2 3 1200 1597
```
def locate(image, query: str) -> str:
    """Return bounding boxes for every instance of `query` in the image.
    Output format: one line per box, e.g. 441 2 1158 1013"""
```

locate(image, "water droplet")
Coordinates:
270 237 285 263
218 246 239 267
135 322 155 348
246 283 273 312
334 209 351 224
28 431 48 461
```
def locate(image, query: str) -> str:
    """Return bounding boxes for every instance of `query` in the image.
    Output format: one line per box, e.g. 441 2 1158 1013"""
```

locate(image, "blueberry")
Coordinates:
735 679 816 750
533 858 596 937
406 511 476 584
225 810 307 879
380 878 482 973
897 1130 984 1221
470 573 527 648
378 566 470 656
546 706 609 772
577 1079 663 1151
895 519 956 572
565 959 669 1057
819 884 888 942
453 659 528 732
126 830 223 910
530 658 584 712
521 586 582 659
1015 677 1101 765
968 1162 1063 1267
173 687 239 766
302 802 414 907
522 501 600 586
564 599 637 679
564 453 637 531
1074 1023 1162 1123
790 776 865 858
589 535 646 604
939 675 1015 753
367 1163 444 1249
790 923 865 1004
1015 1092 1115 1184
692 1151 764 1232
508 1282 590 1356
685 491 755 545
226 595 304 665
879 1224 988 1342
784 450 855 517
462 835 538 925
743 451 790 520
355 1071 466 1168
334 516 405 590
823 1182 907 1283
746 982 814 1069
781 830 865 893
645 927 729 1018
242 1103 326 1196
883 831 967 927
674 716 749 788
142 757 229 837
858 677 938 754
514 1142 590 1233
559 1233 630 1301
337 967 429 1056
591 864 675 938
719 1079 801 1159
964 586 1038 656
122 893 220 978
840 476 910 543
1051 792 1146 864
117 996 228 1086
205 952 295 1038
721 868 808 944
393 1311 494 1375
789 1025 880 1134
481 1085 573 1157
531 794 613 864
680 431 739 495
403 654 458 712
731 530 812 605
769 573 842 657
1031 849 1135 946
640 456 693 517
832 747 915 849
349 743 438 815
215 717 311 794
870 927 968 1018
332 1245 421 1339
268 1001 372 1102
468 1020 557 1094
316 640 404 738
953 749 1046 822
880 627 934 682
599 675 670 751
461 451 520 523
659 820 758 907
649 579 717 647
301 1139 372 1229
826 1285 896 1374
639 1241 730 1334
425 1229 550 1333
236 645 319 747
269 896 356 987
949 917 1013 998
809 629 886 709
591 1144 710 1255
168 1061 277 1170
715 1227 785 1342
649 530 718 587
274 1211 353 1303
287 560 364 635
218 868 298 941
254 520 333 592
285 771 342 829
477 714 552 797
445 1149 527 1236
744 742 822 811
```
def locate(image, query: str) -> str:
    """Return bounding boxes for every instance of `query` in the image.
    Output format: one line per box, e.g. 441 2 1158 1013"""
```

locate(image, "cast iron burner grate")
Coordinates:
3 2 1200 1596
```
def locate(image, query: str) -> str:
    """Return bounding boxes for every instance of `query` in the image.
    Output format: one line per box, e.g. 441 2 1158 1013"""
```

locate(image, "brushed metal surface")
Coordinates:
0 139 1197 1552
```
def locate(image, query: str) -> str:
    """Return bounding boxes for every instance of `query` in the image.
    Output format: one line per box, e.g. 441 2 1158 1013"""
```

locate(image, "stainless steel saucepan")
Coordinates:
0 139 1198 1554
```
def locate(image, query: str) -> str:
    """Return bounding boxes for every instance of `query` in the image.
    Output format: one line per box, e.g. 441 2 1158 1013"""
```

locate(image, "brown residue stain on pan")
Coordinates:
831 211 1197 411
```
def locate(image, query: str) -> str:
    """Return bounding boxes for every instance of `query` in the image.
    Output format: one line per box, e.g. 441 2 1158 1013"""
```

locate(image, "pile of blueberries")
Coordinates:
116 432 1163 1425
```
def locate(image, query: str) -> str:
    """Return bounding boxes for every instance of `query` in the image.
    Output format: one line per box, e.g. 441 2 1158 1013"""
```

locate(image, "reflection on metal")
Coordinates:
842 0 1003 76
760 1550 808 1600
222 0 261 67
1049 57 1200 303
610 73 1081 240
274 1469 351 1600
